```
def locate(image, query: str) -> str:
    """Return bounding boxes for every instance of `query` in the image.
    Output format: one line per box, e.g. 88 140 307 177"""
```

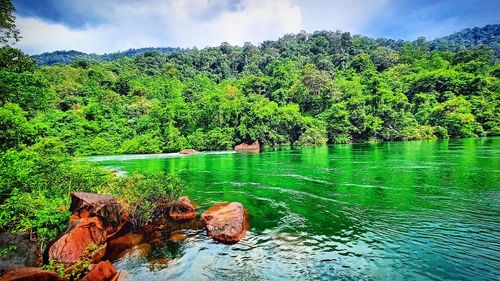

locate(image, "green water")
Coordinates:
89 138 500 280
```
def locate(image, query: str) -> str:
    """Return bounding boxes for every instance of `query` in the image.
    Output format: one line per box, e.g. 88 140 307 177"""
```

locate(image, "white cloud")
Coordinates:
16 0 303 55
293 0 391 34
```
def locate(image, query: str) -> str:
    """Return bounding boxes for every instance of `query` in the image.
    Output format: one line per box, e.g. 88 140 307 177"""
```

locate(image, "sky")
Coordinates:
12 0 500 55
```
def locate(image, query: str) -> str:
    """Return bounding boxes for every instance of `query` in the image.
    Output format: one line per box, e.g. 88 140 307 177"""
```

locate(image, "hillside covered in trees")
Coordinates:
31 24 500 66
1 25 499 157
2 27 499 156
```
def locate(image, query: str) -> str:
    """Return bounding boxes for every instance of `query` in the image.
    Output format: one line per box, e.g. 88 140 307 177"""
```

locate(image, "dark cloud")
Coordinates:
13 0 115 29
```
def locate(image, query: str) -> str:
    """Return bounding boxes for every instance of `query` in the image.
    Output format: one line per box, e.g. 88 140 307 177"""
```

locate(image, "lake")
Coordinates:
88 138 500 280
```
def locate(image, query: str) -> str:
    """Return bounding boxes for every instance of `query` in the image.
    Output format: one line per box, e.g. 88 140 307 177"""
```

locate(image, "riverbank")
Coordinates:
1 191 248 280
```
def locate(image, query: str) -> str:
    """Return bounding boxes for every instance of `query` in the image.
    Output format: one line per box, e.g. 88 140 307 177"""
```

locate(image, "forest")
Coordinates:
1 22 499 252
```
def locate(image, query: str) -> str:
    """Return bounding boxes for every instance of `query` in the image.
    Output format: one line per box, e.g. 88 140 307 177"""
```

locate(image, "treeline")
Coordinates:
1 27 499 157
31 47 181 66
31 24 500 66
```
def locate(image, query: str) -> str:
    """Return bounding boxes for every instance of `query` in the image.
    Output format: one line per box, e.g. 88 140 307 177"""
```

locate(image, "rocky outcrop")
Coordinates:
69 192 128 239
0 267 66 281
200 202 247 244
179 149 198 155
48 217 107 265
169 196 197 221
80 261 116 281
0 233 41 275
234 141 260 152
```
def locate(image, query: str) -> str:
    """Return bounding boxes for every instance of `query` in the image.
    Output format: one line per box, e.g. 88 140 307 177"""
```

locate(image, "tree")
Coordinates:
0 46 35 72
0 0 20 44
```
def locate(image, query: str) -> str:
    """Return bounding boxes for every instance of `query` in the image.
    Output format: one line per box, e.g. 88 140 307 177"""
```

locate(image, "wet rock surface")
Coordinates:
201 202 248 244
234 141 260 152
0 267 66 281
169 196 197 221
70 192 128 239
179 149 198 155
106 233 144 260
0 233 41 275
48 217 107 265
80 261 116 281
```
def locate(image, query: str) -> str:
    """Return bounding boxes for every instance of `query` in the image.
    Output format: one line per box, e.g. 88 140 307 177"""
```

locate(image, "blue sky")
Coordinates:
13 0 500 55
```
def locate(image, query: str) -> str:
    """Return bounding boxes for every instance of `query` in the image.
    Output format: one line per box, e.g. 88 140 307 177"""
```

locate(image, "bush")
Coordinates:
106 172 182 229
0 137 182 250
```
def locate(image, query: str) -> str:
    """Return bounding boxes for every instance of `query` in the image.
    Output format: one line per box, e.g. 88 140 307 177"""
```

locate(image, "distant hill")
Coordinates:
31 24 499 65
32 47 181 66
429 24 499 57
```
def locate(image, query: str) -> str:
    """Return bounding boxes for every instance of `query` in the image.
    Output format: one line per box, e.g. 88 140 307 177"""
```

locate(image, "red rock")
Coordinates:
0 267 66 281
106 233 143 260
69 192 128 239
179 149 198 155
48 217 107 265
81 261 116 281
169 196 196 221
234 141 260 152
200 202 247 244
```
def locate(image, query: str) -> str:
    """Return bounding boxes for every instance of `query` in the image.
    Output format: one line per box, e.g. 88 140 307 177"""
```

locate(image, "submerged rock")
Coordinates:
81 261 116 281
111 270 130 281
168 232 188 242
106 233 144 261
0 267 66 281
200 202 247 244
179 149 198 155
234 141 260 152
48 217 107 265
0 233 41 275
116 243 151 260
70 192 128 239
169 196 197 221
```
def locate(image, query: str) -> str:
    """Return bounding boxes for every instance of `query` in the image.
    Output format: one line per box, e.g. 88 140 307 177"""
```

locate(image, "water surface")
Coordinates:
89 138 500 280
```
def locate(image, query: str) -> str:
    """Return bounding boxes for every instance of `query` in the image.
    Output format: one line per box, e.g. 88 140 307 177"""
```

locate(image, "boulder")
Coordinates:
0 233 41 275
69 192 128 239
234 141 260 152
179 149 198 155
81 261 116 281
169 196 196 221
0 267 66 281
200 202 247 244
48 217 107 265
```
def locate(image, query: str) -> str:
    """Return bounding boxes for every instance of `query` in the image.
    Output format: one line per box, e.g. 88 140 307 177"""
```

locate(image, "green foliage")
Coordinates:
0 137 181 249
0 103 35 149
107 172 182 228
0 0 20 44
0 46 35 72
0 27 498 252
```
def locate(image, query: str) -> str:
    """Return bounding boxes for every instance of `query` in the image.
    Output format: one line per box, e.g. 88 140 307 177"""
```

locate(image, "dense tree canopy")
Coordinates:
0 28 498 156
